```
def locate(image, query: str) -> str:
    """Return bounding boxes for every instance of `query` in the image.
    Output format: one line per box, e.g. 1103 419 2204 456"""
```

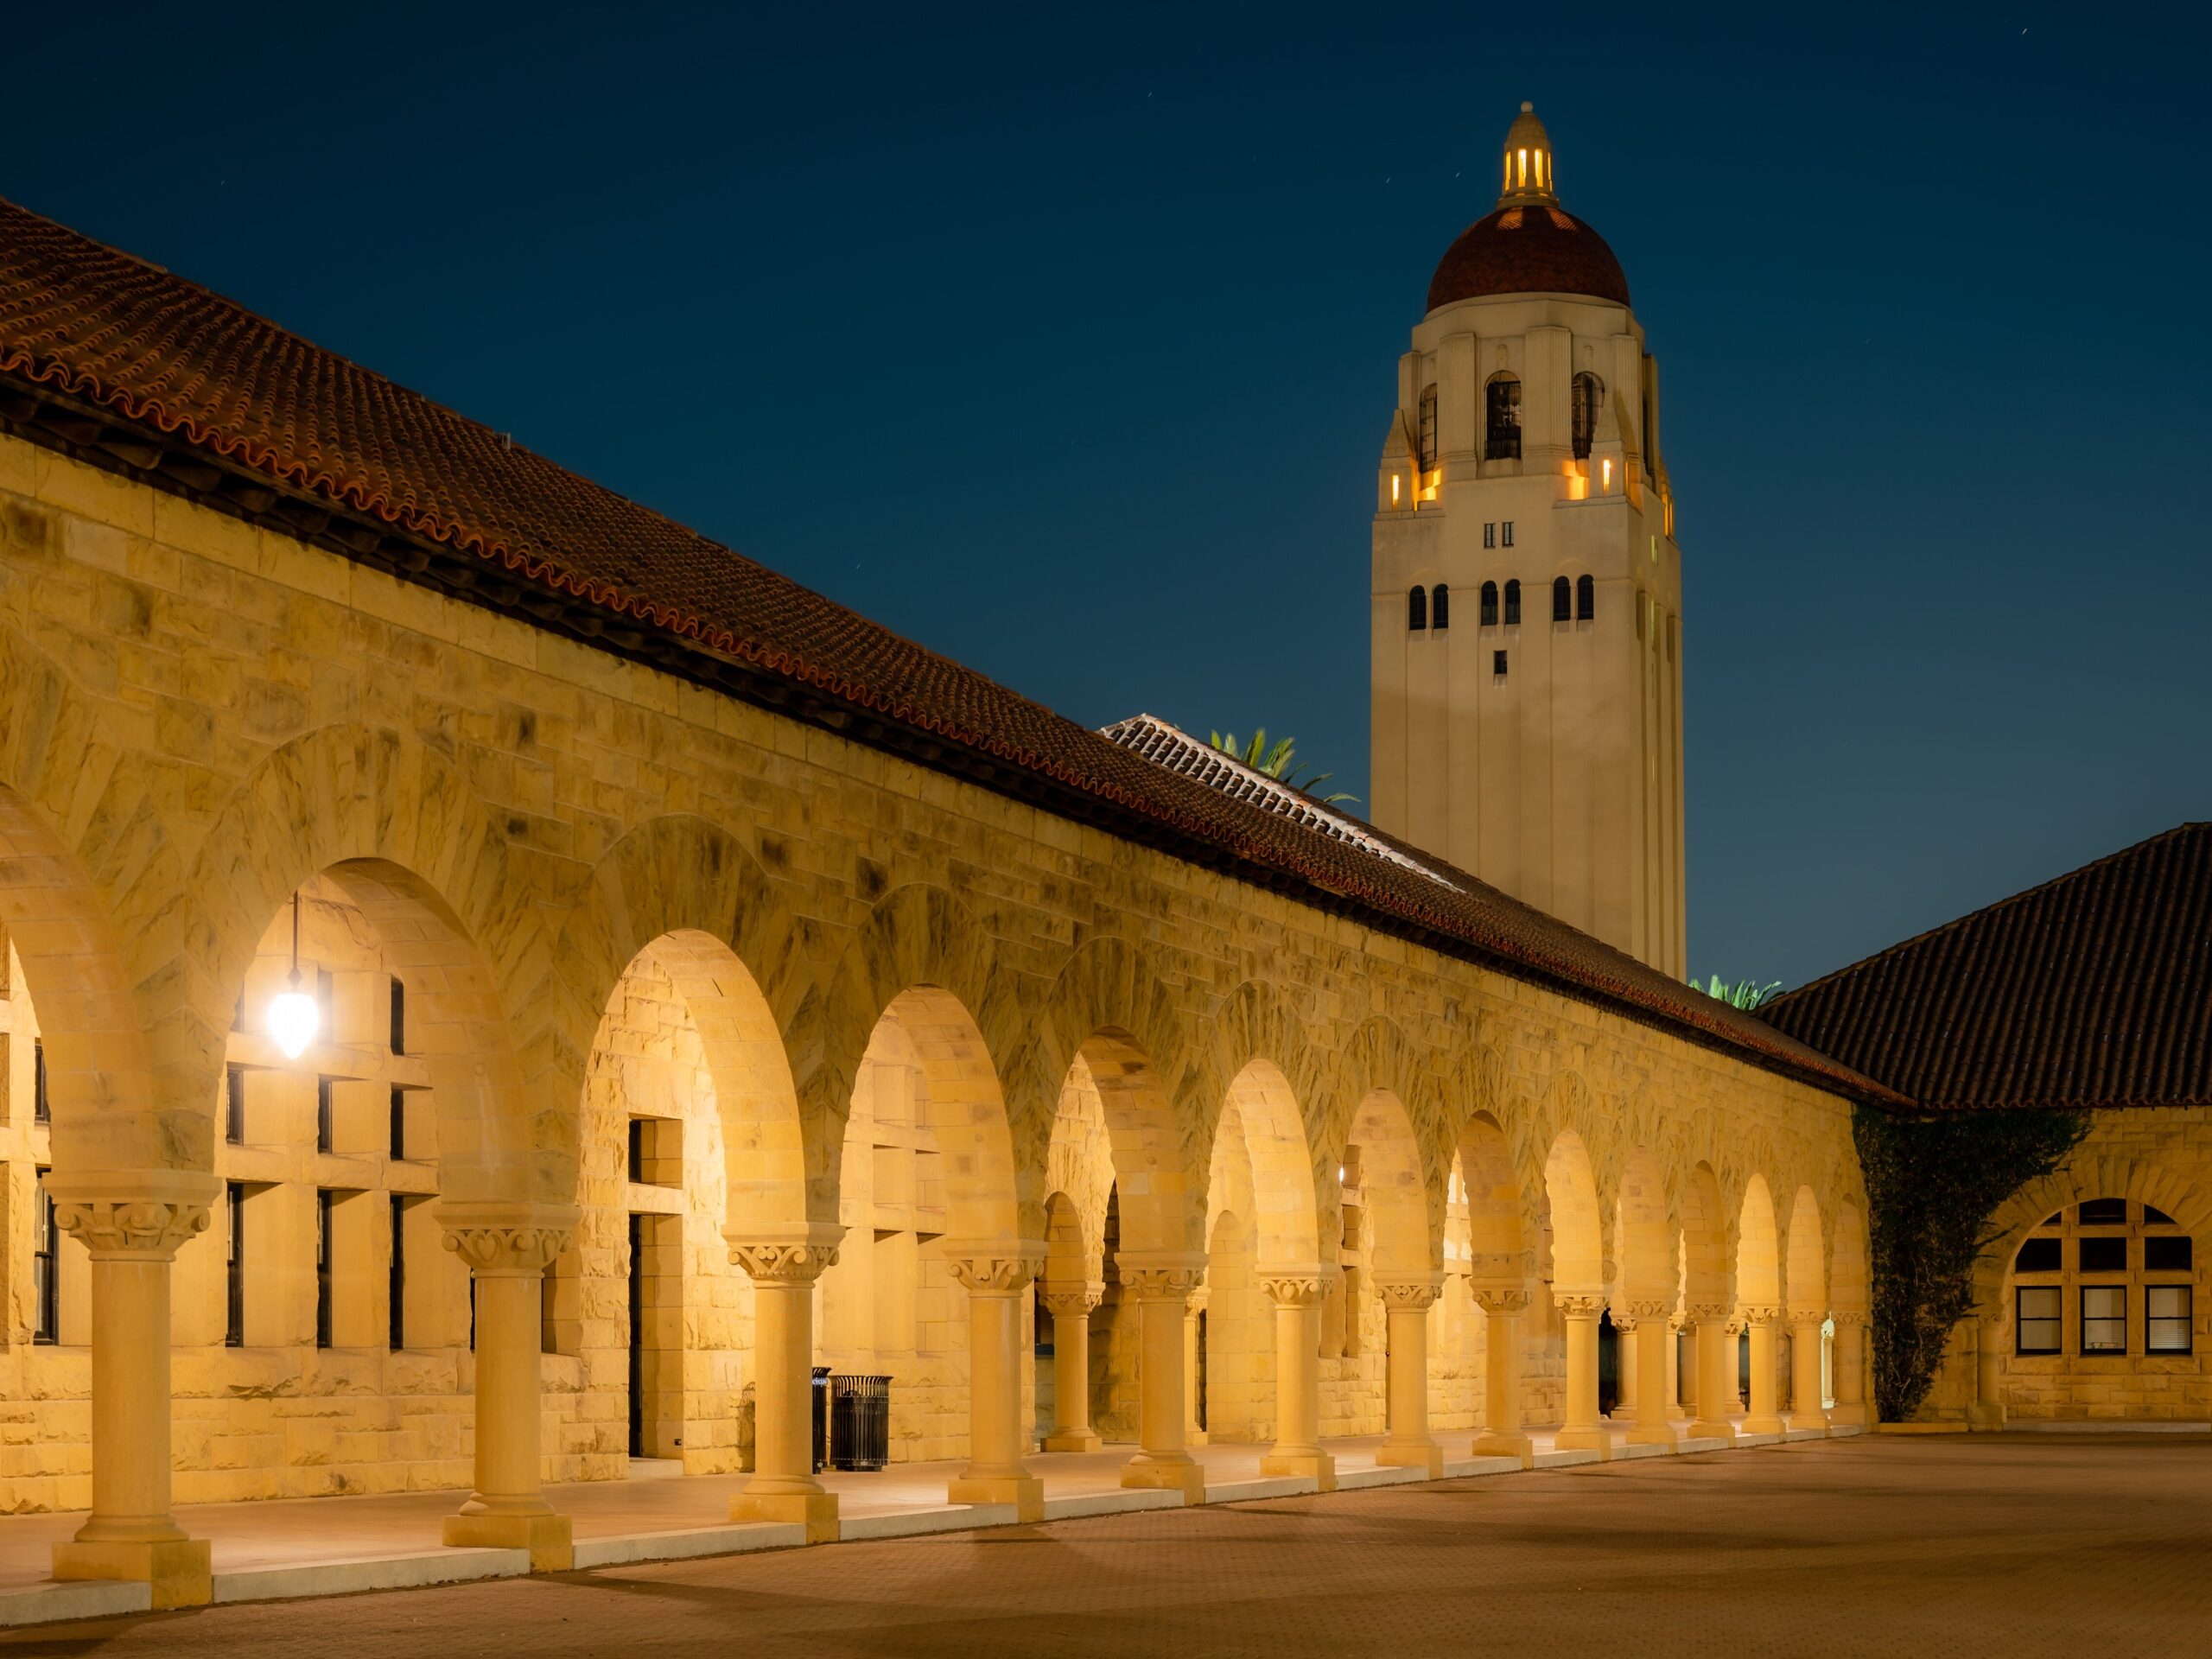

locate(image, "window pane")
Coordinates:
2145 1205 2177 1226
2148 1285 2192 1353
2082 1284 2126 1353
2014 1236 2061 1273
2016 1286 2063 1355
2145 1234 2193 1272
2080 1198 2127 1226
2079 1236 2127 1274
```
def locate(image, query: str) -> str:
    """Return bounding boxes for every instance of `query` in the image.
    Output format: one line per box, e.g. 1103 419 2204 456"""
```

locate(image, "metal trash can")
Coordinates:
830 1374 891 1471
810 1365 832 1473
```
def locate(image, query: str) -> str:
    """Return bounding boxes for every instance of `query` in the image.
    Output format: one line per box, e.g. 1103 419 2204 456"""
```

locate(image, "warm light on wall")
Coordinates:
1391 474 1401 504
1517 148 1528 186
266 890 321 1059
1602 457 1614 491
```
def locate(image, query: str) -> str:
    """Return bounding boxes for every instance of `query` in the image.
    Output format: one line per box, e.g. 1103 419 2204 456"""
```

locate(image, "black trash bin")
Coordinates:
830 1374 890 1471
810 1365 832 1473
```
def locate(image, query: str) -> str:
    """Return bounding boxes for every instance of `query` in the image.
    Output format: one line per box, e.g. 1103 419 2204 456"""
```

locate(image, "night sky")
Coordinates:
9 3 2206 989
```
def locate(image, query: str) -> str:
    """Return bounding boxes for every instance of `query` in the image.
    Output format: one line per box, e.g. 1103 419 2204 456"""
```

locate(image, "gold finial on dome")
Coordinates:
1497 101 1558 207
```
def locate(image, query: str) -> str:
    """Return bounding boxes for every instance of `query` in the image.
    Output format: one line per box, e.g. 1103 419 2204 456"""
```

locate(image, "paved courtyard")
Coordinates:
9 1435 2209 1658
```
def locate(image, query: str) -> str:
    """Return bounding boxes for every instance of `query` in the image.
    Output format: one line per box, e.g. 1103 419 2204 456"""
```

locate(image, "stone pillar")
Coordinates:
1741 1305 1784 1436
1616 1321 1637 1416
1471 1286 1533 1465
1376 1276 1444 1476
948 1247 1046 1519
1183 1284 1210 1447
1687 1304 1737 1442
1622 1301 1677 1448
1828 1310 1869 1427
1669 1314 1691 1424
728 1228 843 1541
1259 1269 1335 1489
1554 1294 1612 1458
1116 1252 1208 1500
48 1183 215 1609
1969 1307 2007 1430
442 1211 575 1569
1786 1311 1830 1434
1040 1284 1104 1452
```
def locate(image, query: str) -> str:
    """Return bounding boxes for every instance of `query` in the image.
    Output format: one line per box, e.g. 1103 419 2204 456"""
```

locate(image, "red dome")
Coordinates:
1426 204 1630 313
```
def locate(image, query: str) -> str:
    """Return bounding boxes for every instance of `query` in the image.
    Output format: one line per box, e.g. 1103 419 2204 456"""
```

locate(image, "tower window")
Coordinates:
1479 582 1499 627
1484 375 1522 461
1417 384 1438 471
1501 520 1515 548
1553 576 1572 623
1432 583 1450 630
1503 580 1521 626
1492 649 1509 677
1577 574 1596 620
1407 586 1427 631
1483 522 1496 550
1572 372 1604 461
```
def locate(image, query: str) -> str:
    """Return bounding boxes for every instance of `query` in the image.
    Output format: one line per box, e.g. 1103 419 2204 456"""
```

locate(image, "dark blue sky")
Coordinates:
10 3 2207 988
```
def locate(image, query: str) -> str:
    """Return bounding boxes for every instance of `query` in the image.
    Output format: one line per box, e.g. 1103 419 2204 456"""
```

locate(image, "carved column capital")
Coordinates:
729 1240 841 1284
1376 1277 1443 1312
1472 1285 1532 1316
1787 1306 1831 1328
1116 1250 1209 1304
1041 1285 1105 1318
1738 1303 1781 1325
55 1199 210 1262
1554 1292 1607 1319
1616 1298 1675 1329
445 1224 571 1276
948 1243 1046 1294
1185 1286 1211 1317
1685 1301 1732 1323
1260 1268 1332 1310
1830 1308 1868 1330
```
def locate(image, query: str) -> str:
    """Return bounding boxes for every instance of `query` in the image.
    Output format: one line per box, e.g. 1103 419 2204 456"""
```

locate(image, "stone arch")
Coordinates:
1972 1155 2212 1313
1348 1090 1435 1279
1198 982 1332 1254
880 985 1020 1246
1680 1160 1732 1312
1542 1128 1605 1297
1830 1199 1871 1320
1044 1049 1115 1267
1785 1185 1827 1316
1454 1111 1529 1284
1736 1173 1783 1310
1042 1191 1090 1291
1219 1058 1323 1269
1615 1147 1675 1305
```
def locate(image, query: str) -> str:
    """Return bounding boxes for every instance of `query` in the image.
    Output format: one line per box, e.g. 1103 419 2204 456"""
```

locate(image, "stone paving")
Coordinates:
9 1433 2210 1657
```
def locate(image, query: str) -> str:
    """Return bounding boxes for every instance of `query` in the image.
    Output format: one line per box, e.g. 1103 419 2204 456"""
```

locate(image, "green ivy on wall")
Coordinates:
1853 1103 2088 1422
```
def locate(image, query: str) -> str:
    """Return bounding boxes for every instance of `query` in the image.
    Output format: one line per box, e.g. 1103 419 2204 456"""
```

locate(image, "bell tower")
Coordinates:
1370 104 1686 976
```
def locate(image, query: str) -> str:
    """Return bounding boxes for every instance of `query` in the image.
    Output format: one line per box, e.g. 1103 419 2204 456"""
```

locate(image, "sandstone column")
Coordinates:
1741 1305 1784 1436
1828 1310 1869 1427
1668 1313 1691 1424
1376 1277 1444 1476
948 1248 1046 1518
728 1227 843 1541
48 1181 215 1609
1040 1284 1104 1452
1117 1252 1208 1500
1969 1307 2007 1430
1687 1304 1737 1442
1786 1310 1830 1434
1183 1283 1210 1447
1616 1320 1637 1416
1471 1286 1533 1465
1623 1301 1677 1448
1554 1294 1612 1457
1259 1269 1335 1489
442 1210 575 1569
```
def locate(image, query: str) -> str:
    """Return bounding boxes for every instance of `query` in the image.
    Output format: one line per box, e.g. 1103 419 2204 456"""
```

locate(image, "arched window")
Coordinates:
1407 586 1427 631
1503 579 1522 626
1479 581 1499 627
1484 374 1522 461
1432 583 1450 630
1553 575 1572 622
1571 372 1604 461
1576 574 1595 620
1418 384 1439 471
2012 1198 2195 1360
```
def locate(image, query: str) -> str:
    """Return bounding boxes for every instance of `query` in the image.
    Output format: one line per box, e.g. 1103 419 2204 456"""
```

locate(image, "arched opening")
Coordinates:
1484 373 1522 461
1340 1091 1432 1437
1417 383 1439 472
1407 586 1427 632
1479 581 1499 627
1784 1186 1828 1424
1453 1114 1531 1451
1576 573 1596 621
1571 372 1604 461
1432 583 1451 632
1542 1131 1606 1446
1503 579 1522 626
1612 1147 1675 1427
1735 1173 1784 1432
1553 575 1573 624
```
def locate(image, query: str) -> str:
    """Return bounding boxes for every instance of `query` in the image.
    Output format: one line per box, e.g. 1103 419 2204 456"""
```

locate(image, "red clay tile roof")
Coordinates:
1427 205 1631 313
1759 824 2212 1112
0 192 1891 1103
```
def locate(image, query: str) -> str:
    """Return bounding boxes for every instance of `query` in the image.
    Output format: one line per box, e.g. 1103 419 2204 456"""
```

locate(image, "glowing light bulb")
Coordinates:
268 987 320 1059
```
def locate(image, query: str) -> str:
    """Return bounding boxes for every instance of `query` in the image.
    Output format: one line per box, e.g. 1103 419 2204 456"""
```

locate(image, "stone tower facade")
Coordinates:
1370 104 1686 977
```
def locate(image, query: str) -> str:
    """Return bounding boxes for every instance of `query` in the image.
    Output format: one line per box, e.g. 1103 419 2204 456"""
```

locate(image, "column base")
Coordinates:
443 1510 573 1572
1471 1430 1534 1468
1784 1412 1829 1435
52 1539 211 1611
1626 1424 1679 1449
1966 1402 2007 1431
1122 1453 1205 1502
1040 1428 1102 1453
1552 1425 1613 1459
1827 1402 1868 1428
1260 1449 1337 1491
949 1472 1045 1521
1687 1417 1737 1442
1741 1414 1786 1437
1376 1440 1445 1478
730 1488 840 1543
1185 1428 1209 1447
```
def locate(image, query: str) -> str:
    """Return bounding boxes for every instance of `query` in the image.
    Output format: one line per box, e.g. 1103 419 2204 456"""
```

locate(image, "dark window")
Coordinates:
33 1168 58 1344
2045 1212 2063 1226
1492 649 1509 677
2080 1198 2127 1226
389 976 406 1056
1503 580 1522 626
389 1195 407 1351
2147 1285 2193 1354
628 1116 647 1184
2015 1285 2061 1355
316 1076 335 1154
1552 576 1572 623
543 1255 562 1356
1577 574 1596 620
2014 1236 2062 1273
2145 1205 2177 1225
1417 384 1438 471
1407 586 1427 631
2081 1284 2126 1353
1484 375 1522 460
1483 522 1497 550
315 1190 334 1350
1571 372 1604 461
33 1039 48 1125
1501 520 1515 548
389 1084 406 1160
1479 582 1499 627
226 1064 246 1146
226 1182 246 1348
2080 1236 2127 1274
2145 1234 2194 1272
1432 584 1450 630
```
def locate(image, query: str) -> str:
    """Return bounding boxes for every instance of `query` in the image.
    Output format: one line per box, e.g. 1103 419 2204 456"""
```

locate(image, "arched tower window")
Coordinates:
1571 372 1604 461
1552 575 1572 623
1432 583 1450 630
1576 574 1595 620
1407 586 1427 631
1479 581 1499 627
1418 384 1439 471
1503 579 1522 626
1484 375 1522 461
